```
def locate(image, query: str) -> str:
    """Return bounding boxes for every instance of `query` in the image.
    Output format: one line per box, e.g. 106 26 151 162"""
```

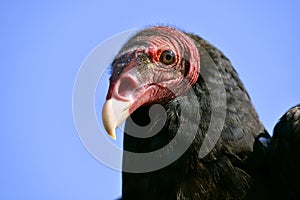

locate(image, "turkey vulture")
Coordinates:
101 26 300 199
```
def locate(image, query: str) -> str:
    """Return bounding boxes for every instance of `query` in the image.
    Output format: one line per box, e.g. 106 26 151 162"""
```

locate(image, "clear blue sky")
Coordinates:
1 1 300 199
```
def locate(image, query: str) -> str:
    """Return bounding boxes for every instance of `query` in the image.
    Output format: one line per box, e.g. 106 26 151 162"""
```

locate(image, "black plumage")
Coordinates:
102 26 300 200
245 104 300 200
268 105 300 199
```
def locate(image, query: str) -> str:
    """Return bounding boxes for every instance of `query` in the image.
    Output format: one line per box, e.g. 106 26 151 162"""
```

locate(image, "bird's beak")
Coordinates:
102 51 144 140
102 97 130 140
102 50 178 140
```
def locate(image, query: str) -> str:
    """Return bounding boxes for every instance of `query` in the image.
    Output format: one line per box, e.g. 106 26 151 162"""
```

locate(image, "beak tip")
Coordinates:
102 99 117 139
102 98 130 140
108 131 117 140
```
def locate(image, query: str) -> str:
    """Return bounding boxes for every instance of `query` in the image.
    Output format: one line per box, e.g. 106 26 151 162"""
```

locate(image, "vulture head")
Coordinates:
102 26 200 139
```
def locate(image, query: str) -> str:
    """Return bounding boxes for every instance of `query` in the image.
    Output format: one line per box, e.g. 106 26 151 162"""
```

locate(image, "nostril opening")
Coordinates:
118 77 137 97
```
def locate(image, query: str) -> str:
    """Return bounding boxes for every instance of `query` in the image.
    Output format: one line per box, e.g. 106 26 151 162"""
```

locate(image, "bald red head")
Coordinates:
102 26 200 139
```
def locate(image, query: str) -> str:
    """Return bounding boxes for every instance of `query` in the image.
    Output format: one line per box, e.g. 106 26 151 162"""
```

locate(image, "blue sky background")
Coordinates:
1 1 300 199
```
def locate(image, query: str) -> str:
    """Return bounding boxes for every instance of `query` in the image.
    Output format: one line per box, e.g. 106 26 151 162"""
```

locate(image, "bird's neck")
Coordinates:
122 148 252 200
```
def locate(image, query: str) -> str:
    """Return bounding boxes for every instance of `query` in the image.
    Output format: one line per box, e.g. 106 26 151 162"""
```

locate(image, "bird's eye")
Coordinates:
160 50 175 65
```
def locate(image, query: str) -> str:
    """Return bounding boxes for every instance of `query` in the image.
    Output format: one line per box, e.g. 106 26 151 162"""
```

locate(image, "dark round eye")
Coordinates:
160 50 175 65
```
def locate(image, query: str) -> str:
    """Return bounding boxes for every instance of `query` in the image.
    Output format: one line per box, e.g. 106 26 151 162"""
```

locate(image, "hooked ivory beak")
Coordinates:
102 97 130 140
